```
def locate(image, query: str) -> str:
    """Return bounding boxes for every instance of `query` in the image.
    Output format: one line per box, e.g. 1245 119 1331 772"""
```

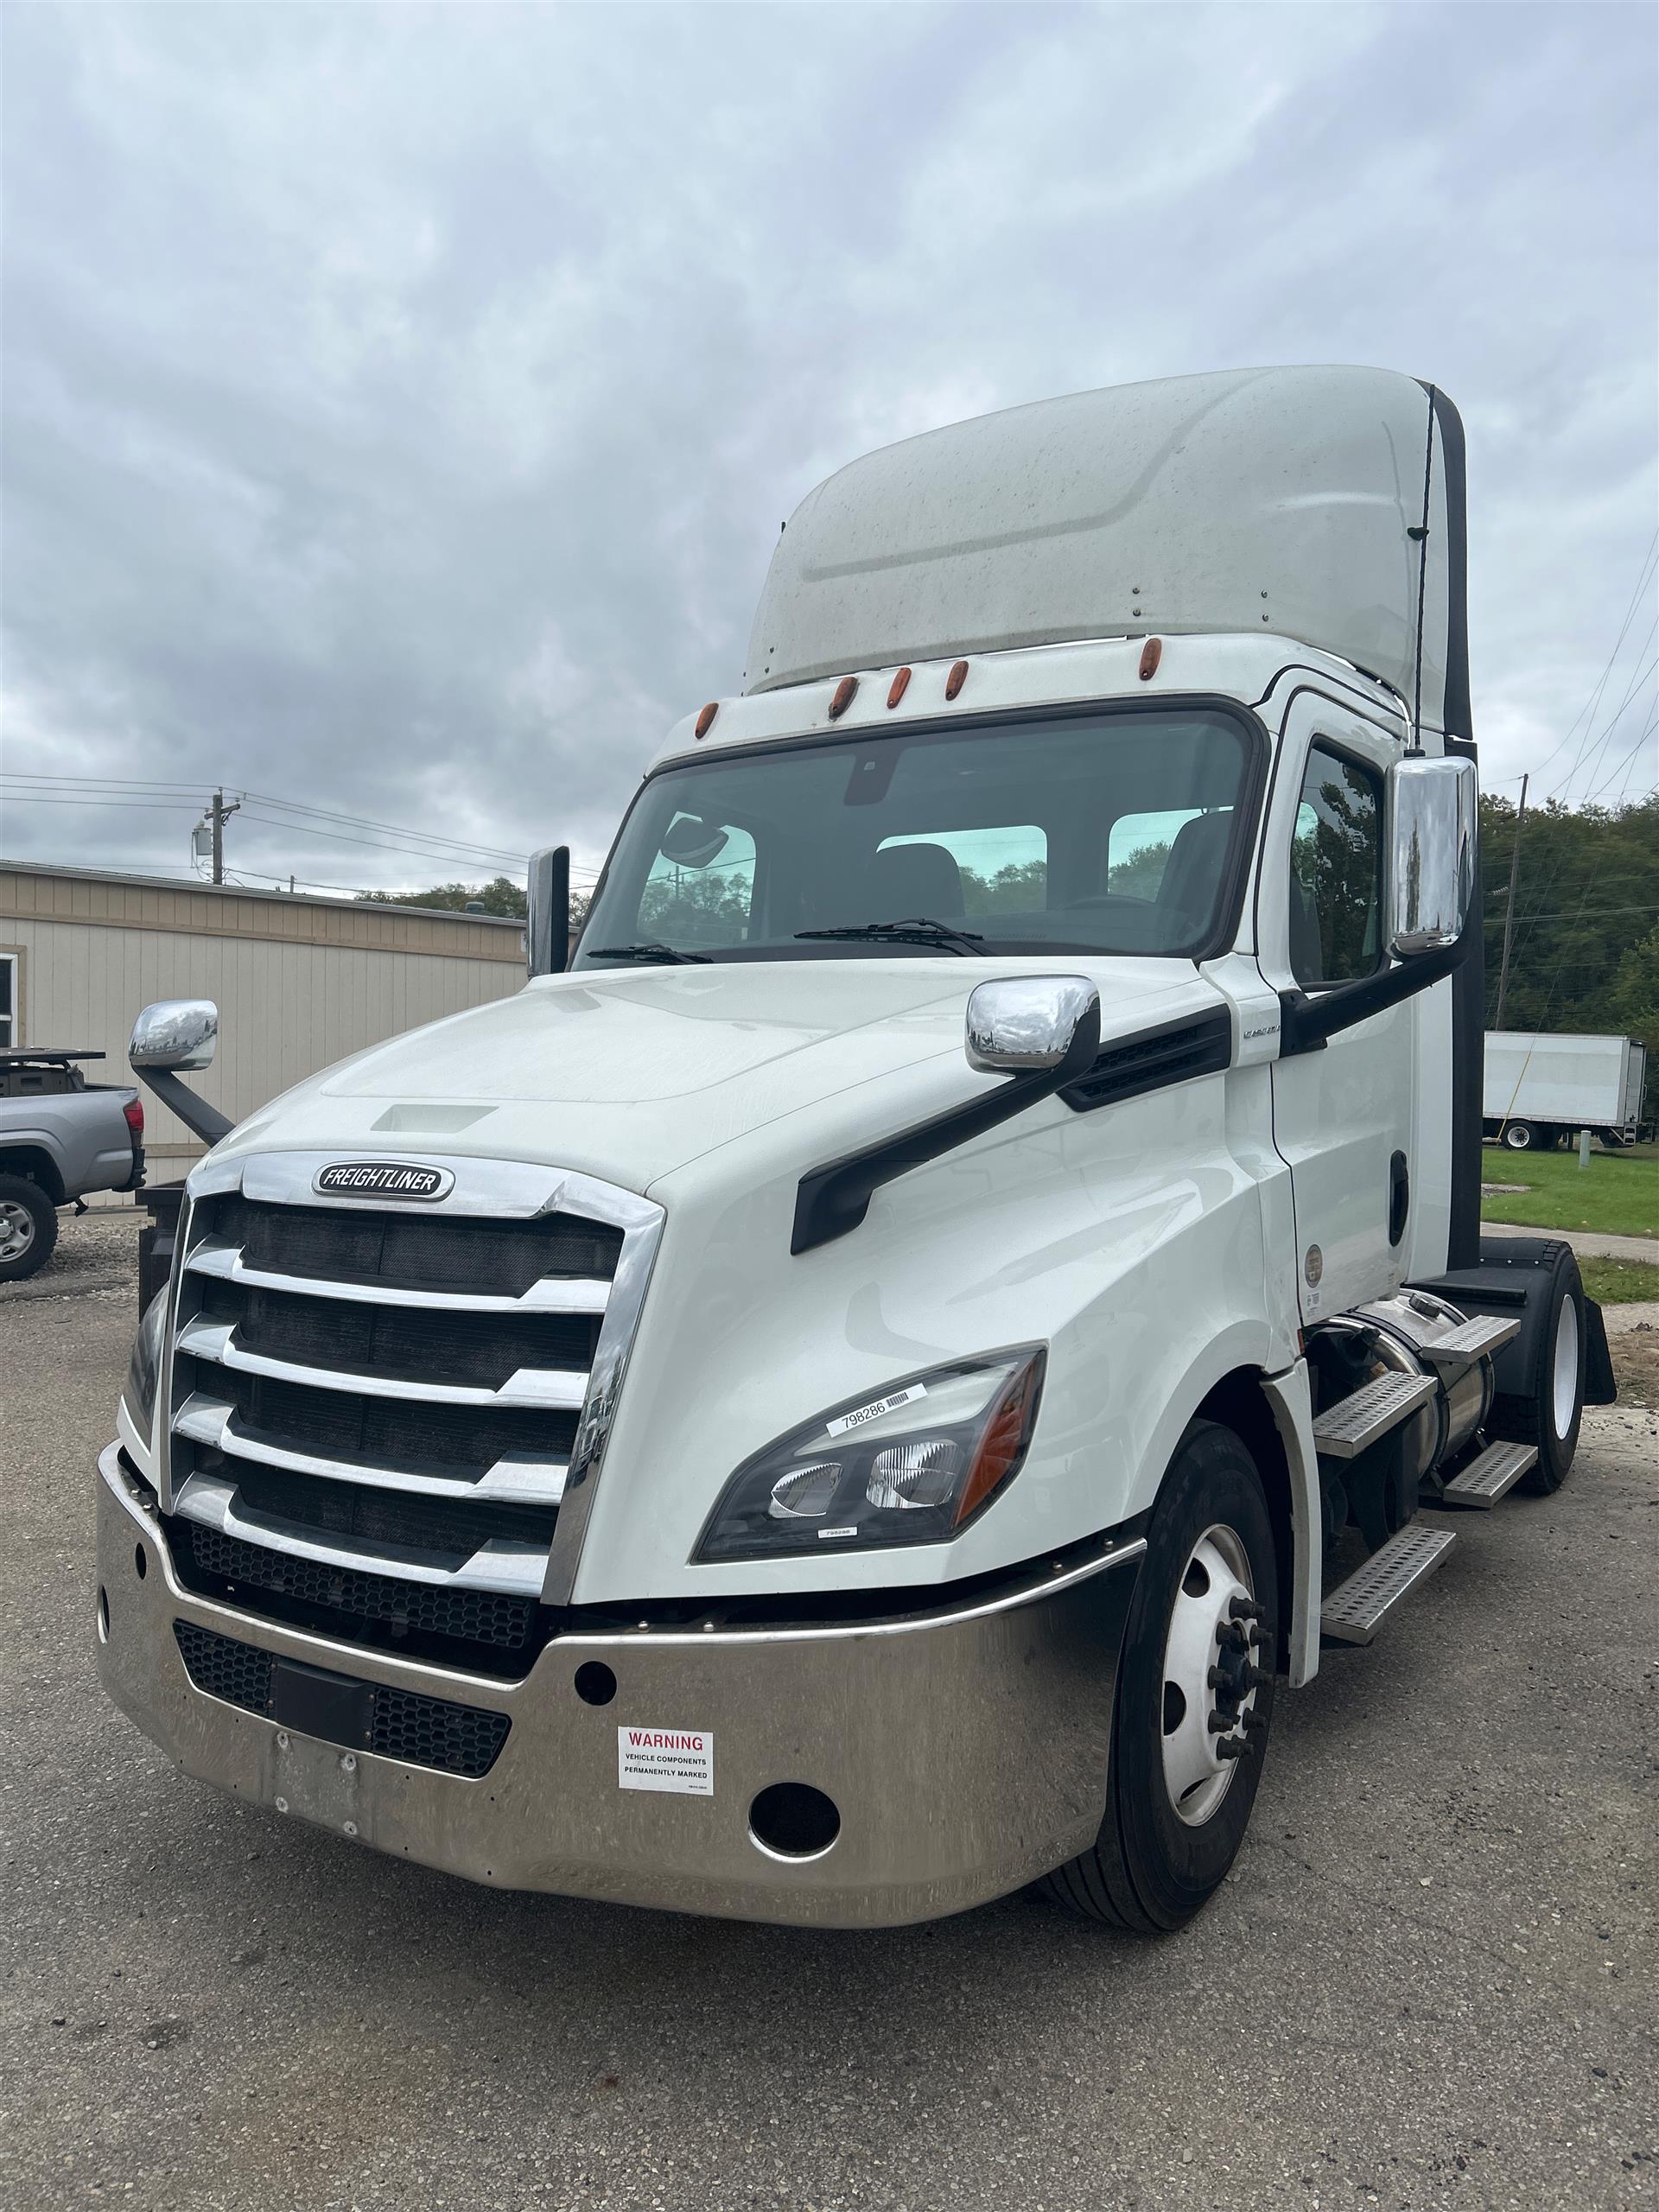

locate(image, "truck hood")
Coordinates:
213 957 1218 1196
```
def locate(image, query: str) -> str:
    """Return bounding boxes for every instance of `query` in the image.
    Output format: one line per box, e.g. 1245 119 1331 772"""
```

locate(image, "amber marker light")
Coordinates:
695 702 719 738
887 666 912 709
829 676 858 719
944 658 969 701
952 1354 1043 1525
1139 638 1163 682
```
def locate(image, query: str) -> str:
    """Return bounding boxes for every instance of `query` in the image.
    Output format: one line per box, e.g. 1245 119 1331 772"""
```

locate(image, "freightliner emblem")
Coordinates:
314 1160 453 1201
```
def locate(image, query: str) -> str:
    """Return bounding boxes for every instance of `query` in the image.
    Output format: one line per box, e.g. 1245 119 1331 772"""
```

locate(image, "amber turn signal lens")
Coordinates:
952 1356 1041 1525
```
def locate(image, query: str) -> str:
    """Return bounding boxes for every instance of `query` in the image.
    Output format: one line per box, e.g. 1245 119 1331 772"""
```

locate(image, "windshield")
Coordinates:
576 704 1258 966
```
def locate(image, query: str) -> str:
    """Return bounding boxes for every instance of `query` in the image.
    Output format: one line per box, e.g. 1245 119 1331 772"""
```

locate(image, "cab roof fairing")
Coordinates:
741 366 1460 742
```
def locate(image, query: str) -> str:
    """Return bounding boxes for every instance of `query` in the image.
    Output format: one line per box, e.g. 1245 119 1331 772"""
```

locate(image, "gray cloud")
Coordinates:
3 2 1655 893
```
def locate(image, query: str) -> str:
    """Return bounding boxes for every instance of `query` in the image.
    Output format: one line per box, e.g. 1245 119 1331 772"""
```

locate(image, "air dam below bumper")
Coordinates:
95 1446 1142 1927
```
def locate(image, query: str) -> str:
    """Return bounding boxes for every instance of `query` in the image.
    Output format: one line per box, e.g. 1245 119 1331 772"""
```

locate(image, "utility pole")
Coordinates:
208 789 240 886
1494 772 1528 1031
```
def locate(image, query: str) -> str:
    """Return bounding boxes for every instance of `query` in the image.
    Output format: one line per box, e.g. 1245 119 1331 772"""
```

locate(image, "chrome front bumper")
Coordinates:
95 1445 1141 1927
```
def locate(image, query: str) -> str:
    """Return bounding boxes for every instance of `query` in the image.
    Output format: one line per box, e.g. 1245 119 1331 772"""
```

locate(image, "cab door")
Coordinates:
1261 702 1415 1325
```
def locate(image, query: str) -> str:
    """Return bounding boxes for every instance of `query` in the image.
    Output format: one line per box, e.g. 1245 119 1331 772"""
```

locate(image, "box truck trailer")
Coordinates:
1484 1029 1649 1152
100 367 1616 1933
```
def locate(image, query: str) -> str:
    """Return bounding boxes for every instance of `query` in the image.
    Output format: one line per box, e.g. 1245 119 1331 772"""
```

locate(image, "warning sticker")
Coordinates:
617 1726 715 1796
825 1383 926 1438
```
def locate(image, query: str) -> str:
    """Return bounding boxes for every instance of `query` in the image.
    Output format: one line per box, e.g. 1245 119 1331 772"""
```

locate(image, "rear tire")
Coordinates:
1501 1121 1539 1152
1489 1243 1586 1492
1044 1421 1277 1933
0 1175 57 1282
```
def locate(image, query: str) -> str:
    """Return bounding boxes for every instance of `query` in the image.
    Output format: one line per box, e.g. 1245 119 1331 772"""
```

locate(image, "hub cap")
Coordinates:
0 1200 36 1263
1551 1294 1580 1441
1160 1522 1262 1827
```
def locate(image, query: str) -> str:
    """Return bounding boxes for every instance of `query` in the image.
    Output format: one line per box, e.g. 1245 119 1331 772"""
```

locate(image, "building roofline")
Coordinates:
0 856 523 929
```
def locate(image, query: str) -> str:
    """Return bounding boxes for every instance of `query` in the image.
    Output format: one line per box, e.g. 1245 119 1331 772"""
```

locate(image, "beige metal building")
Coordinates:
0 862 524 1189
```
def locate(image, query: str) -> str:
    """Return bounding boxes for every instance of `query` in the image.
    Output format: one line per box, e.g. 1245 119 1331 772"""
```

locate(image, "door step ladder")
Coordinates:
1410 1314 1521 1379
1440 1438 1537 1509
1320 1523 1459 1646
1311 1372 1436 1459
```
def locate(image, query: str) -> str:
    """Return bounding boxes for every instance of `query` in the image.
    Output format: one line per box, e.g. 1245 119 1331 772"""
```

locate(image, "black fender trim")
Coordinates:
791 999 1102 1255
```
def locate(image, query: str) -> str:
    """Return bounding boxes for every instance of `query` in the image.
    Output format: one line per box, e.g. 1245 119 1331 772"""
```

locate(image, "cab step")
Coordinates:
1319 1523 1458 1646
1440 1438 1537 1509
1312 1372 1437 1460
1411 1313 1521 1378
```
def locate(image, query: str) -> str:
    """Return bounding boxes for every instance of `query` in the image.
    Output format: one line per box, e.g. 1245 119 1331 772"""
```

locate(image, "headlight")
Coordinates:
694 1349 1045 1563
124 1289 168 1439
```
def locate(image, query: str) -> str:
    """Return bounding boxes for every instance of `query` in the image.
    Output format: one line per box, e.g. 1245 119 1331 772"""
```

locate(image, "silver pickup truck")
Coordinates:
0 1049 145 1281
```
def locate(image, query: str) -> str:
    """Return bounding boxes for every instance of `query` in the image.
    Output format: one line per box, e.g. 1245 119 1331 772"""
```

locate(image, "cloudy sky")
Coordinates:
4 1 1656 897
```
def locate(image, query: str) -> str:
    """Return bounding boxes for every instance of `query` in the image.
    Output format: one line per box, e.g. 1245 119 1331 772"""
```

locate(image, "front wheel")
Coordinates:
1045 1421 1278 1933
1502 1120 1540 1152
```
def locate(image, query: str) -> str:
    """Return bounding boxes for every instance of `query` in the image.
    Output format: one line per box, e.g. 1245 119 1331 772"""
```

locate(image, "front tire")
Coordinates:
1045 1421 1278 1933
0 1174 57 1282
1502 1121 1539 1152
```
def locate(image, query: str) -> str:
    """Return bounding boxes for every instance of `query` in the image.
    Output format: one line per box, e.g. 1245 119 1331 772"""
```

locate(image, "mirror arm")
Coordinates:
791 1003 1102 1255
1278 933 1465 1058
136 1068 235 1147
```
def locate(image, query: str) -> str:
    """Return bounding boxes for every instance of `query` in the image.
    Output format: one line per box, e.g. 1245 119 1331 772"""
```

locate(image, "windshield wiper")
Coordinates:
795 916 987 956
588 940 713 965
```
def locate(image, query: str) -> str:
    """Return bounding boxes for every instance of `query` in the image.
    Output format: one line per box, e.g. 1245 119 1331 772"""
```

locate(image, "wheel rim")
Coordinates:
1551 1294 1580 1441
1504 1124 1530 1150
1160 1522 1260 1828
0 1200 35 1262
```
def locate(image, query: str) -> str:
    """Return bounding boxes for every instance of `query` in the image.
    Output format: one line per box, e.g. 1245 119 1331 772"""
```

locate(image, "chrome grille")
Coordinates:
162 1154 664 1646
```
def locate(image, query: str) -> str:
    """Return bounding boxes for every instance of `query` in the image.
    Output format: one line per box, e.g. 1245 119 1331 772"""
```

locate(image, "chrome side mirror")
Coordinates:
1388 755 1476 956
966 976 1101 1072
130 999 219 1072
527 846 570 977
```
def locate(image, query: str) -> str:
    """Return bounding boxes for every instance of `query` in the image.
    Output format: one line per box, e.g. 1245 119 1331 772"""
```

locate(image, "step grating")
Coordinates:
1440 1438 1537 1509
1413 1315 1521 1376
1320 1524 1458 1646
1312 1372 1437 1460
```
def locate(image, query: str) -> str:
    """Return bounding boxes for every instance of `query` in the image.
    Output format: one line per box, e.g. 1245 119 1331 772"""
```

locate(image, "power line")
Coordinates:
3 772 543 871
1529 532 1658 793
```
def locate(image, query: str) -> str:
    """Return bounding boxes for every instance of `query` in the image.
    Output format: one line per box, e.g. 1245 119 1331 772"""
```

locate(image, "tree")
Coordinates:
359 876 591 930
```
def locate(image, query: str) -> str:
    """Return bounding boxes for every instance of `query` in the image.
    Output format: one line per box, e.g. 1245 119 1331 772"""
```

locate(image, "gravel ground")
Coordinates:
2 1219 1655 2211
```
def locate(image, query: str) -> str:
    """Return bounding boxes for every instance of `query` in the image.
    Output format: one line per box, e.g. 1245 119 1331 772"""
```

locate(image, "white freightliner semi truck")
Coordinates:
100 367 1617 1932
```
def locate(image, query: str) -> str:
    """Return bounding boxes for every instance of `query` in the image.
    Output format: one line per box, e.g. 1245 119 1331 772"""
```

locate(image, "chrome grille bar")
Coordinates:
187 1237 613 1315
175 1314 589 1409
174 1392 568 1505
173 1469 550 1596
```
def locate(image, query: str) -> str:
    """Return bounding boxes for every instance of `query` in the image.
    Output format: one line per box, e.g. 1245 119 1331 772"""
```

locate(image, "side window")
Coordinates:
877 826 1046 918
0 951 16 1047
1289 744 1382 985
639 816 756 948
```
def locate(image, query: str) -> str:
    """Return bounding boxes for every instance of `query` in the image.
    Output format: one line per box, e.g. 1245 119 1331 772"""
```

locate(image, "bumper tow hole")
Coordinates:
574 1662 617 1707
97 1587 110 1644
749 1783 841 1861
134 1541 149 1581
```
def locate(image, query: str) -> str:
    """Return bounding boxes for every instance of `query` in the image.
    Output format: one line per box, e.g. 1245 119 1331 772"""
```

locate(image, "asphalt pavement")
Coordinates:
2 1220 1655 2211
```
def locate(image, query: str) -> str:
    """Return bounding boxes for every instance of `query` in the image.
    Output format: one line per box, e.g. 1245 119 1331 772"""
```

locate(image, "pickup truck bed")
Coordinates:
0 1050 144 1281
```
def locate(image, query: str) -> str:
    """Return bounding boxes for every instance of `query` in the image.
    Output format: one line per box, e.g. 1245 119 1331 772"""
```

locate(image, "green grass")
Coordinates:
1580 1255 1659 1306
1480 1142 1659 1237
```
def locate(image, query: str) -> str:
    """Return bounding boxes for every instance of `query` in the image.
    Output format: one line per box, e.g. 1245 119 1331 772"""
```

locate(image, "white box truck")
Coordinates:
1484 1029 1649 1152
100 367 1616 1933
